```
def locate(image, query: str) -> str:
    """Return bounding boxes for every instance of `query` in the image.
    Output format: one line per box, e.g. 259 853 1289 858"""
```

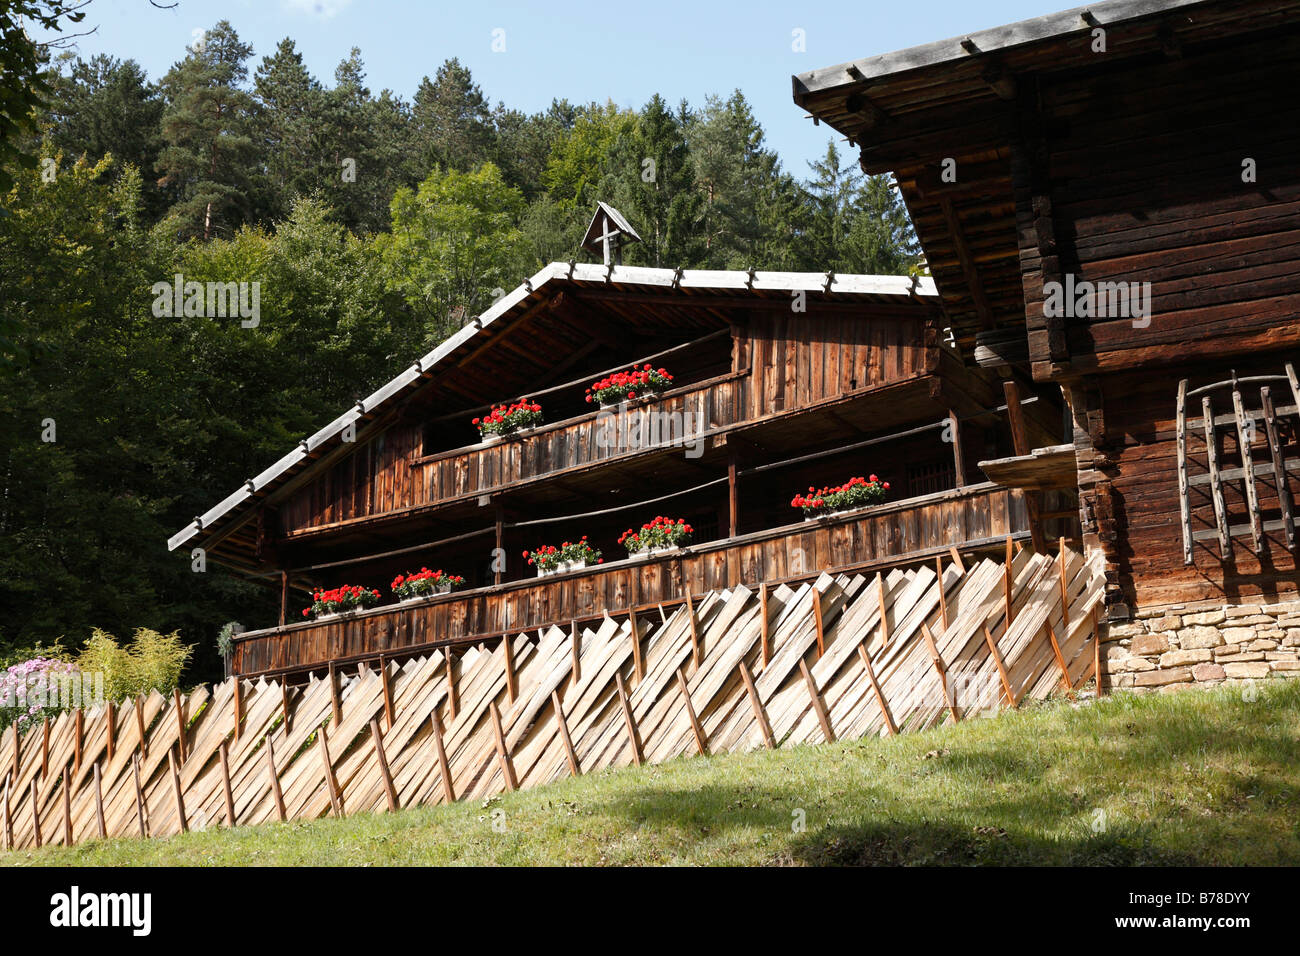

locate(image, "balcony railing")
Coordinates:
233 483 1030 677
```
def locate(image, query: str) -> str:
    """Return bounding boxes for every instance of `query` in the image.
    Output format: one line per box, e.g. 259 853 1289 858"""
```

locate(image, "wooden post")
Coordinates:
41 716 48 777
317 725 343 817
877 573 891 645
686 589 701 668
232 679 243 741
502 634 517 704
74 709 84 773
369 717 400 810
328 662 342 726
378 656 394 729
168 746 188 833
93 762 106 839
676 667 708 755
569 621 581 689
1 772 11 850
759 584 771 668
494 499 504 586
949 546 966 573
30 778 41 848
429 708 456 803
486 703 517 792
614 672 643 765
799 660 835 742
275 680 290 735
265 734 287 822
949 407 966 487
1003 535 1016 627
1261 386 1296 549
444 649 458 720
218 740 236 827
811 588 826 659
1232 384 1263 553
857 644 897 736
920 623 961 723
1203 396 1231 558
62 766 73 846
10 722 18 782
728 454 739 537
737 660 775 749
1004 379 1046 552
628 608 644 682
279 570 288 628
105 701 116 763
551 690 581 778
935 555 950 630
1058 537 1071 630
135 694 148 757
1177 379 1194 563
982 625 1017 708
131 752 147 837
172 687 186 762
1092 605 1105 697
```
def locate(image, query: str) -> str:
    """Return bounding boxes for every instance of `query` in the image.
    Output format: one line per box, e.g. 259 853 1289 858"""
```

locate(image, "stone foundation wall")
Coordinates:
1101 600 1300 692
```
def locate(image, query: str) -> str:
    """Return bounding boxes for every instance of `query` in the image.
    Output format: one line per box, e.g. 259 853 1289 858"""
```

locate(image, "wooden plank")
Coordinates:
445 650 459 720
1058 538 1071 630
105 701 115 762
1003 535 1015 627
487 702 517 792
948 546 966 572
132 753 147 837
569 622 581 689
62 766 73 846
876 572 891 645
370 717 401 809
614 672 644 766
759 585 771 668
93 762 106 839
10 723 18 782
798 659 835 742
2 771 12 850
550 690 581 778
41 717 48 777
318 725 343 817
30 778 41 848
675 667 709 756
168 747 188 833
1232 385 1263 553
1261 386 1296 548
379 656 394 729
233 680 243 741
502 634 517 704
265 734 287 822
738 658 776 749
1044 621 1072 691
173 688 187 761
1203 396 1231 558
935 556 949 629
1176 379 1193 563
811 589 826 659
219 740 236 827
856 643 897 736
74 709 83 772
686 590 701 668
949 407 966 487
629 608 644 682
280 680 293 734
329 662 342 726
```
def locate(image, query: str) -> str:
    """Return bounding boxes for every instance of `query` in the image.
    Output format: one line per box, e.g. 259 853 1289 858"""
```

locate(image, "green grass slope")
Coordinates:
6 682 1299 866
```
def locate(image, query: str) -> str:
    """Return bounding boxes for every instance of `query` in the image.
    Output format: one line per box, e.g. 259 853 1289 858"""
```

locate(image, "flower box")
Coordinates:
302 584 381 622
633 543 684 559
599 389 663 410
537 559 595 577
792 476 889 520
391 569 465 601
525 538 603 576
620 517 694 558
586 366 674 408
474 399 543 441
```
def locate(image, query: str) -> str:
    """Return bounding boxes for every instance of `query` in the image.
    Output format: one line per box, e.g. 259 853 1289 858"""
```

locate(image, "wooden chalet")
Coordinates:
796 0 1300 626
174 251 1072 679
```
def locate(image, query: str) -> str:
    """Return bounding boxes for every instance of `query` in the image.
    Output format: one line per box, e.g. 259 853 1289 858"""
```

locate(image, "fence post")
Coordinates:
1003 535 1016 627
2 771 11 850
810 589 826 659
487 703 517 792
935 556 950 630
233 678 243 741
737 660 775 749
168 747 188 833
549 690 580 779
74 710 84 773
629 608 644 683
502 634 517 704
106 701 116 763
685 590 701 668
429 709 456 803
281 680 294 734
62 766 73 846
379 656 393 729
172 688 187 762
328 662 342 726
444 650 458 720
30 777 41 848
759 584 771 668
265 734 287 822
218 739 236 827
568 622 581 689
1058 537 1071 631
877 573 891 646
857 643 898 736
1092 605 1106 696
41 716 49 777
135 694 148 758
799 660 835 742
317 725 342 817
676 667 708 756
131 752 147 837
93 762 106 839
614 673 643 766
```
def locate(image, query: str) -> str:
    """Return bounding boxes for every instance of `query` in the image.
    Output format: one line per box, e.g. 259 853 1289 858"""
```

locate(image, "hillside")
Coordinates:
6 682 1299 867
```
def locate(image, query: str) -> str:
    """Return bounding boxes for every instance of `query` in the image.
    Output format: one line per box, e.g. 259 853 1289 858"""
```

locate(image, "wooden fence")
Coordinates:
0 539 1103 851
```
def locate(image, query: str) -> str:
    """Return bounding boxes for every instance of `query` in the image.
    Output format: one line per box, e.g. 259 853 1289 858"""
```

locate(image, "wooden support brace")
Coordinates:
738 660 776 749
811 588 826 659
368 717 400 809
629 608 644 682
686 590 701 668
105 701 115 763
168 746 188 833
799 659 835 742
444 650 459 720
328 662 342 726
265 734 287 822
676 667 709 755
569 621 581 689
74 709 83 773
1003 535 1016 627
935 556 950 630
857 644 897 736
614 672 644 765
280 680 293 734
173 688 186 762
949 546 966 573
487 703 517 792
2 772 11 850
219 740 236 827
982 625 1017 708
379 656 394 729
429 708 456 803
921 623 961 723
232 679 243 741
1177 379 1194 563
93 762 106 839
31 778 41 848
318 725 343 817
41 717 48 777
550 690 581 778
502 634 517 704
759 585 771 668
62 766 73 846
1044 621 1072 691
877 572 891 645
132 752 147 837
10 723 18 782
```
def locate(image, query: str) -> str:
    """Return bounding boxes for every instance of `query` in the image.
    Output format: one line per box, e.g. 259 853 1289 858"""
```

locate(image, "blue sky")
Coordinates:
36 0 1053 177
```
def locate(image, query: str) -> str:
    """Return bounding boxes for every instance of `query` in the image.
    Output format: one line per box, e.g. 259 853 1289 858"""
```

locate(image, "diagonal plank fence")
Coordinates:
0 539 1104 851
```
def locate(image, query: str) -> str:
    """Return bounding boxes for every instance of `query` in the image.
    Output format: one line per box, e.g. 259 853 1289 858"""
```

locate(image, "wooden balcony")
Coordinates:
233 482 1031 677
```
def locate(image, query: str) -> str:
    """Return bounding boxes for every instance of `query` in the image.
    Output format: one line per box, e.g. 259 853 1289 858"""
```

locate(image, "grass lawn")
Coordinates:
6 681 1299 866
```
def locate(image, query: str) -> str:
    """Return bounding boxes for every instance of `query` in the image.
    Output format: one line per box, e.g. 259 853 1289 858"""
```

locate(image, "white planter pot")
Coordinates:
312 608 356 623
538 559 591 577
631 544 685 560
437 581 454 594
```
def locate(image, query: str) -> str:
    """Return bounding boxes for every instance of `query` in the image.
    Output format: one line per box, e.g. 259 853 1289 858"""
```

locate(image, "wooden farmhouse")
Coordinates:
172 248 1074 680
794 0 1300 688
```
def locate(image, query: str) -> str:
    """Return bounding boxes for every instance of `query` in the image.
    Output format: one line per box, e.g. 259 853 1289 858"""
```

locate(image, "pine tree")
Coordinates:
252 38 324 222
411 58 495 175
157 21 257 240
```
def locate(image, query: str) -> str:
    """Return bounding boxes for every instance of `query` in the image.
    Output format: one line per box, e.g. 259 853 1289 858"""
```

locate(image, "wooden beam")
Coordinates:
265 734 287 821
135 696 147 757
686 590 701 668
93 762 106 839
949 407 966 487
938 196 994 331
759 585 771 668
219 740 236 827
487 703 517 793
131 753 147 837
1044 621 1072 691
738 660 776 749
1004 535 1015 628
232 680 243 741
1177 379 1194 564
935 556 950 629
168 747 188 833
811 589 826 659
1058 537 1071 631
614 672 644 766
920 623 961 723
318 725 343 817
329 662 342 726
502 634 517 704
74 709 83 772
1092 605 1105 696
569 622 581 689
982 625 1017 708
877 572 891 645
2 772 12 850
30 778 41 848
629 608 644 683
173 688 186 762
550 690 581 779
429 708 456 803
105 701 115 763
728 455 739 537
1004 381 1045 551
279 570 288 628
1233 385 1264 554
444 650 458 720
359 721 398 818
676 667 709 756
799 659 835 742
62 766 73 846
857 644 897 736
1203 396 1231 559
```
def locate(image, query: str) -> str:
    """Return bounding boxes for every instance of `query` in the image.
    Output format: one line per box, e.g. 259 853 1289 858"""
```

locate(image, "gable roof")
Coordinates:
169 263 937 556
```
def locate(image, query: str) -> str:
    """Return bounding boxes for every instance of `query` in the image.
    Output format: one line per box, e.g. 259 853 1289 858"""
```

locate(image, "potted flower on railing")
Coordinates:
473 399 543 442
585 364 674 408
619 516 693 559
391 568 466 603
302 584 381 621
524 536 603 577
791 475 890 521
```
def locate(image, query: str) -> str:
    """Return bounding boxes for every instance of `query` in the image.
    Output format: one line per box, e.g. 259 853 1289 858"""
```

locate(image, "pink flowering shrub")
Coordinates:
0 656 80 734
